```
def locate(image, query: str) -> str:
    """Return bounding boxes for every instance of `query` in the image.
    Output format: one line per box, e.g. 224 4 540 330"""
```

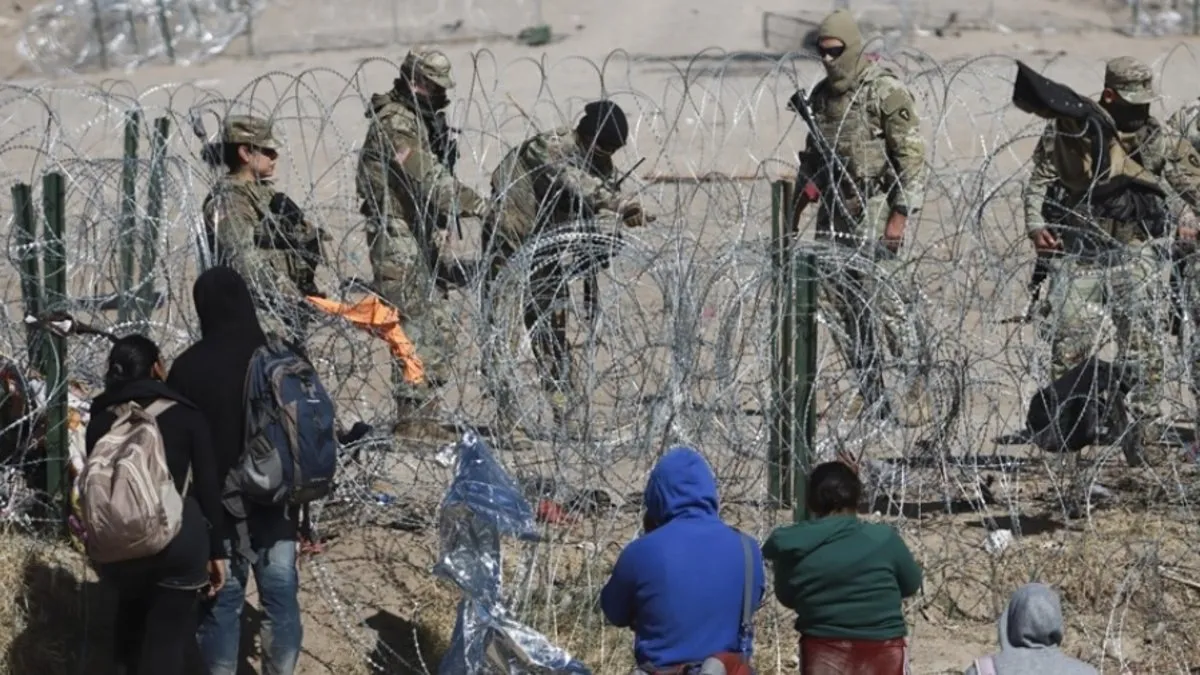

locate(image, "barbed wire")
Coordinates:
4 44 1200 674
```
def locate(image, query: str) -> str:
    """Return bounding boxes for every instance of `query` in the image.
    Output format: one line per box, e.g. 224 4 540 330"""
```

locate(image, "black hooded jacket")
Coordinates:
166 267 271 542
85 378 224 587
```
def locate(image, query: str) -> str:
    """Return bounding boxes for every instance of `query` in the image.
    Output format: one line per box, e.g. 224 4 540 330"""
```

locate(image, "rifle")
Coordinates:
582 157 647 326
787 88 871 241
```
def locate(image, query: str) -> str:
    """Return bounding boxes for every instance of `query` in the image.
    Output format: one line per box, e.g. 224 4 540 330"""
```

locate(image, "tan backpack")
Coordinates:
79 399 190 564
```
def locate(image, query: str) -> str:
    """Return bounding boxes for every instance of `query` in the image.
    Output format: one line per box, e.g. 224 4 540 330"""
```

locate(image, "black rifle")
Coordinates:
581 157 647 326
787 88 871 241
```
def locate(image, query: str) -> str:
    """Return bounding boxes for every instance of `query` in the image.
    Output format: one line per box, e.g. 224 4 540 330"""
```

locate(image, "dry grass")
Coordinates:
4 490 1200 674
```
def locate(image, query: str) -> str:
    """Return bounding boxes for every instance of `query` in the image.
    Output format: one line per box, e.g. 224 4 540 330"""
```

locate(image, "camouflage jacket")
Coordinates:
356 89 484 237
1023 113 1200 237
202 176 321 299
1168 99 1200 152
487 126 626 246
797 63 927 225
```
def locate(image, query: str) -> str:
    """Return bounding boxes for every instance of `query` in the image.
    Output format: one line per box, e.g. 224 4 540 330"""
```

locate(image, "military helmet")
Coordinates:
220 114 278 150
401 48 455 90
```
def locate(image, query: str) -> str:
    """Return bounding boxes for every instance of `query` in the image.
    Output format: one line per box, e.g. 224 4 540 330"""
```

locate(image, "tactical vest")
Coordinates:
810 72 893 206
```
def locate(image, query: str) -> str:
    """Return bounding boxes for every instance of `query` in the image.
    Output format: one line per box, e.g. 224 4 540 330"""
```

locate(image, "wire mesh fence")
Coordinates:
3 43 1200 674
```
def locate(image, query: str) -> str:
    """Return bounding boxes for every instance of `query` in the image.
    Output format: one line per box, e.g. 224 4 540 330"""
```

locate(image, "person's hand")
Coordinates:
1029 227 1061 252
206 559 228 598
881 212 906 253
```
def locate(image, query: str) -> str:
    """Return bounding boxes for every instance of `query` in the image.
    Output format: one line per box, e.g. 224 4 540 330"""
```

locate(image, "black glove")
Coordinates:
269 192 306 230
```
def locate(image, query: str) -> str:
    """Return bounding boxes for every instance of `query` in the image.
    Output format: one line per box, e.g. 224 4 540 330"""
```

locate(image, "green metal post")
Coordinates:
41 173 69 505
139 116 171 322
90 0 109 70
155 0 176 64
792 250 818 522
12 184 41 365
769 179 795 508
119 110 141 324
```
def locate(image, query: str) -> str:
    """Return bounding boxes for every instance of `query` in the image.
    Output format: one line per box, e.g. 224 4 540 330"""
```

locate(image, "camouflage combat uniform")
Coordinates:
1023 57 1200 439
794 9 928 422
483 126 632 432
356 50 486 425
202 116 325 346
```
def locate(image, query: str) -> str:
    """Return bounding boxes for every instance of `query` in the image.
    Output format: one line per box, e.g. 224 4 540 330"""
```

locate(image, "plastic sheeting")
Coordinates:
433 431 591 675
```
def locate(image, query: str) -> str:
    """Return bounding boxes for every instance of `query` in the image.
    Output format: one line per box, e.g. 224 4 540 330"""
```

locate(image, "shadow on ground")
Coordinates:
4 558 116 675
364 609 450 674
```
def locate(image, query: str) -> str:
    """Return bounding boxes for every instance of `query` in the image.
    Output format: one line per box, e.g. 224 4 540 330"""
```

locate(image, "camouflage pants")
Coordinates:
482 234 579 407
1038 245 1165 420
249 288 310 350
366 217 455 405
819 195 912 405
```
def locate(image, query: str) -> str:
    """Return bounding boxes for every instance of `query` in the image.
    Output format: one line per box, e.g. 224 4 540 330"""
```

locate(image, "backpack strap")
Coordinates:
738 532 755 657
973 655 997 675
143 399 177 418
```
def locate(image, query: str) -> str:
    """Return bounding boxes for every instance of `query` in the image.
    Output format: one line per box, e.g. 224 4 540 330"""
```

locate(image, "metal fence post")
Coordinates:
139 116 171 323
12 184 42 364
41 172 69 505
792 250 818 522
119 109 141 324
769 180 795 508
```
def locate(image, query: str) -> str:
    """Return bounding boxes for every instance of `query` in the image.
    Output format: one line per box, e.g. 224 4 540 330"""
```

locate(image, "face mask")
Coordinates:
394 78 450 113
1105 97 1150 132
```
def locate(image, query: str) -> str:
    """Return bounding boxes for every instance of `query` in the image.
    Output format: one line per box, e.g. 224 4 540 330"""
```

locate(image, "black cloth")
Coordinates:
577 100 629 151
166 267 286 543
112 584 199 675
85 378 224 587
1012 60 1109 129
1026 357 1130 452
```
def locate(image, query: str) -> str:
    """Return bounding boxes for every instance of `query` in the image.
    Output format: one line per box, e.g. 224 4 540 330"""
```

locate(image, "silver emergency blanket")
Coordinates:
433 431 591 675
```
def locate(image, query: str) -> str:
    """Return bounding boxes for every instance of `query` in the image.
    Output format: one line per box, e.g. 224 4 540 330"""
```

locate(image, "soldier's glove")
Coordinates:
620 202 655 228
269 192 306 230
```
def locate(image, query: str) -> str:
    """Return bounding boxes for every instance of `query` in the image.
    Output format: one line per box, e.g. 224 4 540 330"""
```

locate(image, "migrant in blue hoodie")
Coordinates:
600 447 766 668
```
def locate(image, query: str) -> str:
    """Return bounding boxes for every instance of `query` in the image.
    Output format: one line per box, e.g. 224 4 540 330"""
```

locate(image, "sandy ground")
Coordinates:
3 0 1200 672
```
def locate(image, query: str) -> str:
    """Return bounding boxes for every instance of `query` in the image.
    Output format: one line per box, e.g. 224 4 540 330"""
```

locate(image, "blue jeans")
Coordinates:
197 525 303 675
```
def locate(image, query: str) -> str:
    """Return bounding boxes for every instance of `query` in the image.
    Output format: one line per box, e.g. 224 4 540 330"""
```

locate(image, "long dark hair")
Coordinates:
104 335 162 390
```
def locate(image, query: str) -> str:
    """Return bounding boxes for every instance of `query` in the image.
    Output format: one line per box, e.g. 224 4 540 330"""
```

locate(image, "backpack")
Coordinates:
79 400 189 564
230 334 337 506
637 534 758 675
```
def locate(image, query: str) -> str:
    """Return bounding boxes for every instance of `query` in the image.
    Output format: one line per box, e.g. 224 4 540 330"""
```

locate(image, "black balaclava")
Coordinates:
576 100 629 154
1104 97 1151 133
394 76 450 114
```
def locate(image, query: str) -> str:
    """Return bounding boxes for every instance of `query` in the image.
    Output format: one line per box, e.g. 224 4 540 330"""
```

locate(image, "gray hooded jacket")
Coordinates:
964 583 1098 675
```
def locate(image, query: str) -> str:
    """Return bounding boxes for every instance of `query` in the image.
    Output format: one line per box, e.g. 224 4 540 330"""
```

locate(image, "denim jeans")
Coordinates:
196 521 303 675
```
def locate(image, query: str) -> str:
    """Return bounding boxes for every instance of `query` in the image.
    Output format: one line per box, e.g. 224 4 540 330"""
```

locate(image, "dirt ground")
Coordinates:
3 0 1200 672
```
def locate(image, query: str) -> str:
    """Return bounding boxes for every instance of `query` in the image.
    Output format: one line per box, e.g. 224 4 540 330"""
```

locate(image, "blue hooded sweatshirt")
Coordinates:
600 447 766 668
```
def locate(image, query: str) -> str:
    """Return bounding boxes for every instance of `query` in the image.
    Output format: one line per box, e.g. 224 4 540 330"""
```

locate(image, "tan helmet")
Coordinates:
401 48 455 90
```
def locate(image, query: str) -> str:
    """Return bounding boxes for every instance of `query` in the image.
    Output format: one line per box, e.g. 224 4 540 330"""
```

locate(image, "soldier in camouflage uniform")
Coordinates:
482 100 651 438
202 115 328 347
356 49 487 439
1023 56 1200 465
789 9 929 425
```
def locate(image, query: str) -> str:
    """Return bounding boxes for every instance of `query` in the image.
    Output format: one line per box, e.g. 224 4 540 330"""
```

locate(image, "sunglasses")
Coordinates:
818 44 846 59
251 145 279 160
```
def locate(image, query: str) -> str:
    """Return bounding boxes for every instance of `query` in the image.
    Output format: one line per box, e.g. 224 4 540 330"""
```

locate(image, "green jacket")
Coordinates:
762 515 922 640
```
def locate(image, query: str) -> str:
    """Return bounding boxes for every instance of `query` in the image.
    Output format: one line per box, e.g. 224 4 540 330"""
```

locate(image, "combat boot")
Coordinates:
394 395 459 445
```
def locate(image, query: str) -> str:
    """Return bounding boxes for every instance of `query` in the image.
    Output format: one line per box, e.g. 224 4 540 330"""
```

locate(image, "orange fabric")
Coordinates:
305 294 425 385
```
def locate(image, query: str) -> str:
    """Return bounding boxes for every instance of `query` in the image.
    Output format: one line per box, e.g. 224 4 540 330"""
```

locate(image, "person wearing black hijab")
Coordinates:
85 334 226 675
167 266 304 675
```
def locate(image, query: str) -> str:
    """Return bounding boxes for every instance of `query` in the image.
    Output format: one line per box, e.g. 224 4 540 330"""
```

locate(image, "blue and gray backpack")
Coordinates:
229 335 338 507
